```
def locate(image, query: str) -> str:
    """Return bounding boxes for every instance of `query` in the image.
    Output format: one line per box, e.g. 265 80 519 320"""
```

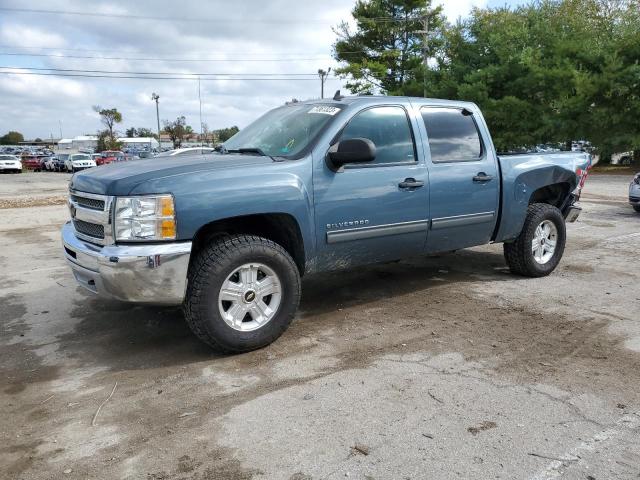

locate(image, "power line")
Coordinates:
0 44 377 57
0 7 413 24
0 51 333 63
0 66 320 76
0 71 332 81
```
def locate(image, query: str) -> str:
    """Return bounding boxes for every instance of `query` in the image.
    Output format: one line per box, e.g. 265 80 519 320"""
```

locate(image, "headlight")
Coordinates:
114 195 176 241
634 173 640 185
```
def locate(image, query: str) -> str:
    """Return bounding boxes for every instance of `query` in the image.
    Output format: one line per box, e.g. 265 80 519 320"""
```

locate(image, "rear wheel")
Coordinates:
633 205 640 213
184 235 301 353
504 203 566 277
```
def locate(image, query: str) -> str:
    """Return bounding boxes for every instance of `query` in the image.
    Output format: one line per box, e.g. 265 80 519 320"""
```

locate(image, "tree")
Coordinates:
214 126 240 142
333 0 640 156
125 127 138 138
163 116 188 148
428 0 640 153
96 129 122 152
136 127 157 139
0 131 24 145
333 0 445 95
93 106 122 145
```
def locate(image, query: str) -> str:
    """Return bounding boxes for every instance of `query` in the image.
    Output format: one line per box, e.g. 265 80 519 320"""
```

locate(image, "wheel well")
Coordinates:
529 183 571 208
191 213 306 275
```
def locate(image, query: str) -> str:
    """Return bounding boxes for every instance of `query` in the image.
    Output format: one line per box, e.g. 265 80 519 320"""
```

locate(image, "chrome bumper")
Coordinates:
61 221 191 305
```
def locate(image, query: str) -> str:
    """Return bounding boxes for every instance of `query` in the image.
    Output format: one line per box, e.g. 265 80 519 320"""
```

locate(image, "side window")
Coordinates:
421 107 482 163
340 106 415 165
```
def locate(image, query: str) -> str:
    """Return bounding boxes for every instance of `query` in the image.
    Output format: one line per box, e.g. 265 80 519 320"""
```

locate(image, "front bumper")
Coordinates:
62 221 191 305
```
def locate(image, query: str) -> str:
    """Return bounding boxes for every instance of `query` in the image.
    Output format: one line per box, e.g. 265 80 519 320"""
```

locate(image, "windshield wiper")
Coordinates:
226 147 268 157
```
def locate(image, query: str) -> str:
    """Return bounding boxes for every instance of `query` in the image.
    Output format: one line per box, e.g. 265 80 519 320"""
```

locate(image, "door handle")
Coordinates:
399 178 425 189
473 172 494 183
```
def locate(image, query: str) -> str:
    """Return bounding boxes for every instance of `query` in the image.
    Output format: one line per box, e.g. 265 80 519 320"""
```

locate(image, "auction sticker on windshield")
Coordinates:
308 106 341 115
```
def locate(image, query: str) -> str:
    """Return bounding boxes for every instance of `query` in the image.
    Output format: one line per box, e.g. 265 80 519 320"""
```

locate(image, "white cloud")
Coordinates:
0 0 486 138
0 24 67 48
437 0 488 22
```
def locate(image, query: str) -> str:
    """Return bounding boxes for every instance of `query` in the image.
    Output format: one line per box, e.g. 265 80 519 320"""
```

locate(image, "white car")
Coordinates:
64 154 97 173
0 154 22 173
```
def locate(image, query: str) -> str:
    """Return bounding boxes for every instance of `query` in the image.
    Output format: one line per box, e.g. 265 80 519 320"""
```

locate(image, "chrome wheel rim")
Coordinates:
218 263 282 332
532 220 558 264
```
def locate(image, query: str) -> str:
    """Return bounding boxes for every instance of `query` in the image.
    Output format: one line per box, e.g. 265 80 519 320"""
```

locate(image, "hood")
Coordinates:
69 153 274 196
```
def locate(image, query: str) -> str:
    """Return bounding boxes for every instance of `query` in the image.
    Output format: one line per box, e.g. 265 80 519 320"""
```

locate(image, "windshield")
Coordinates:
72 155 91 160
223 103 343 158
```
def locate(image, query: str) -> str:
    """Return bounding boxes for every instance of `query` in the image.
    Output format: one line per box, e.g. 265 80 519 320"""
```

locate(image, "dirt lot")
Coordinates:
1 171 639 480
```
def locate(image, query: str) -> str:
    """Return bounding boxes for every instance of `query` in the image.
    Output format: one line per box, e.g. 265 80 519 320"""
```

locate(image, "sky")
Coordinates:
0 0 521 140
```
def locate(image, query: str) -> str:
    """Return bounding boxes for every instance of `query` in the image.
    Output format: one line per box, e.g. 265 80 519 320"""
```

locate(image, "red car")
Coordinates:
21 155 49 171
96 151 125 166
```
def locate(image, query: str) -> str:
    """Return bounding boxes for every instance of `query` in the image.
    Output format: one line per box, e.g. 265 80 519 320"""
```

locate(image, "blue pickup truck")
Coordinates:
62 95 591 352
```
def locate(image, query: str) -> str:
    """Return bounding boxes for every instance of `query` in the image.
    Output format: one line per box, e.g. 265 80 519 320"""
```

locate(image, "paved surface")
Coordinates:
1 171 639 480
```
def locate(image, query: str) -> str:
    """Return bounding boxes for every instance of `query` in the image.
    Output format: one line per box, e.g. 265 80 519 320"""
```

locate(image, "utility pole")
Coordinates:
198 76 203 148
318 68 331 99
415 7 429 98
151 92 161 149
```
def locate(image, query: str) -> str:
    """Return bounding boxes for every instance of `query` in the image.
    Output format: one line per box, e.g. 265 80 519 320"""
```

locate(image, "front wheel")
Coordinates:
503 203 566 277
184 235 301 353
633 205 640 213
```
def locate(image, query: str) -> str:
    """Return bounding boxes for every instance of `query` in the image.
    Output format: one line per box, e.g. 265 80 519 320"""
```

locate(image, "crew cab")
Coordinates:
62 95 590 353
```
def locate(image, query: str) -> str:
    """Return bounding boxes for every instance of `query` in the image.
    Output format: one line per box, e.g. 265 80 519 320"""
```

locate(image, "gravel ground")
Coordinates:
1 171 639 480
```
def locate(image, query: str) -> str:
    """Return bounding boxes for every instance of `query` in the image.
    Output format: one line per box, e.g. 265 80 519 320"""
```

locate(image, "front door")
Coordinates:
420 106 500 252
313 105 429 270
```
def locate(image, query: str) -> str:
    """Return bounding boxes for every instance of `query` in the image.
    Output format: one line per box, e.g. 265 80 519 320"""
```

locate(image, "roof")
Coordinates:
118 137 159 143
73 135 98 141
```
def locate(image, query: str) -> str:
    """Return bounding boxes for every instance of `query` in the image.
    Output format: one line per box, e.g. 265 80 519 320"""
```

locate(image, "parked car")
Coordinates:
64 154 96 173
52 154 69 172
44 156 58 171
630 173 640 212
21 154 48 171
62 95 591 353
96 150 126 166
612 151 633 165
0 154 22 173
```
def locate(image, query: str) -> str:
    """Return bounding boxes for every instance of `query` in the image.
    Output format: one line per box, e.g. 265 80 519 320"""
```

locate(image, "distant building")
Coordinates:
118 137 160 150
72 135 98 151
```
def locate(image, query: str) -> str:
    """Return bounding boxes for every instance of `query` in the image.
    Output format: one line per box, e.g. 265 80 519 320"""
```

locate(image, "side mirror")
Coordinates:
328 138 376 165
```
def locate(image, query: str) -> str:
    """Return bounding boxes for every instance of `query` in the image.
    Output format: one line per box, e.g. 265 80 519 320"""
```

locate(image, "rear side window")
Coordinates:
421 107 482 162
340 106 415 165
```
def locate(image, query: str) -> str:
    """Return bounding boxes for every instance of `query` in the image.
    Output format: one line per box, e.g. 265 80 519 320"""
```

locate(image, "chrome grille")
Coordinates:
70 194 104 211
68 190 114 245
73 219 104 239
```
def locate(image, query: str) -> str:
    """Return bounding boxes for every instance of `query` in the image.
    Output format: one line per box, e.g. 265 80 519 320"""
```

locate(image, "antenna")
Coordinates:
333 90 343 101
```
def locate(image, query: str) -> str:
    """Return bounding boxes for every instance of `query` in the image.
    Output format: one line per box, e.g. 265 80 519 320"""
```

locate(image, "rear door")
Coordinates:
419 106 500 252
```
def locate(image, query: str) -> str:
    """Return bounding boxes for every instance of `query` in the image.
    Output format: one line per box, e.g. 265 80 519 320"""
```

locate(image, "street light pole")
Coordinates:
318 67 331 99
151 93 160 149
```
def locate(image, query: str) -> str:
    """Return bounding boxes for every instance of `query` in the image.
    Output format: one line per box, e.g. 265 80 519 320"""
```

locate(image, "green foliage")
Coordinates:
333 0 445 95
125 127 157 139
334 0 640 154
96 130 122 152
215 126 240 142
163 116 189 148
93 106 123 146
0 131 24 145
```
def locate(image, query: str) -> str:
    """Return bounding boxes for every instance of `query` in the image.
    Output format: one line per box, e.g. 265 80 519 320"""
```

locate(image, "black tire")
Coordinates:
633 205 640 213
184 235 301 353
503 203 566 277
